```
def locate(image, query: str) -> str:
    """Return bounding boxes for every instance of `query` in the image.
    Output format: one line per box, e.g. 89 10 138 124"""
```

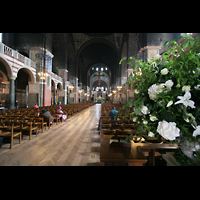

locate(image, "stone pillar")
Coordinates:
74 78 78 104
54 85 56 105
9 78 15 109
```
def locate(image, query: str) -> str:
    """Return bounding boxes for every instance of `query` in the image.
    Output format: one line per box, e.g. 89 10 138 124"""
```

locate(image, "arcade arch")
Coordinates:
15 68 34 108
51 80 63 105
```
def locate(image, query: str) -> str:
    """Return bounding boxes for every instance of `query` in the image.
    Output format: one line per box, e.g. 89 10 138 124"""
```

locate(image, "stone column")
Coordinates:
54 84 57 105
9 78 15 109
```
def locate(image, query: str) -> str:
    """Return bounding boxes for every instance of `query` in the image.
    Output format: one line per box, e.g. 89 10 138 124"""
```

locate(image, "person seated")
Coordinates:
109 107 118 120
34 104 39 108
57 106 67 122
39 109 54 125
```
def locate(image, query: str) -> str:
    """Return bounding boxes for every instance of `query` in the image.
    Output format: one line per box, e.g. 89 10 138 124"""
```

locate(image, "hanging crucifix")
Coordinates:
94 72 104 86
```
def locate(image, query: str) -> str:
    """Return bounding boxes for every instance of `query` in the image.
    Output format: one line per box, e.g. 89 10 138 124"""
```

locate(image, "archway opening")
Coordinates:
77 40 119 88
0 59 10 108
15 68 32 108
57 83 62 104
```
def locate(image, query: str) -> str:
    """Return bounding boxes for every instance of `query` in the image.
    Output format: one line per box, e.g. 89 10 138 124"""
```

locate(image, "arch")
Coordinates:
76 38 119 59
75 38 119 84
87 63 111 86
57 83 62 91
0 56 13 79
92 80 108 89
18 67 35 83
90 71 110 92
0 69 8 82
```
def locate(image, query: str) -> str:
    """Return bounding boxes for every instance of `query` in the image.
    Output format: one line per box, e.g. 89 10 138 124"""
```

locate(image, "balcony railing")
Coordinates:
0 42 64 83
0 42 36 68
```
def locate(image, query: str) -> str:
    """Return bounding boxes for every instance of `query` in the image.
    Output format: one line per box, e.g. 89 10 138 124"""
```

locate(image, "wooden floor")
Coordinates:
0 104 103 166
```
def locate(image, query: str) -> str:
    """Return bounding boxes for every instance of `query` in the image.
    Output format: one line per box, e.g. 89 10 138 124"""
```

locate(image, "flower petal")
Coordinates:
184 91 191 99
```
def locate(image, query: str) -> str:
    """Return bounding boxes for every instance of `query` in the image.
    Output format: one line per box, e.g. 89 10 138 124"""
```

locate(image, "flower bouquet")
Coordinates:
119 34 200 164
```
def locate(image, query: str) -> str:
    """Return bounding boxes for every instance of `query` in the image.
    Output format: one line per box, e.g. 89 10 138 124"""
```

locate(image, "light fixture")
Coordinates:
38 72 48 79
112 90 116 94
117 86 122 90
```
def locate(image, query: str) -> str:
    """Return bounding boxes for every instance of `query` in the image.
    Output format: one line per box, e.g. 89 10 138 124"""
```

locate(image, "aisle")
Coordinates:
0 104 103 166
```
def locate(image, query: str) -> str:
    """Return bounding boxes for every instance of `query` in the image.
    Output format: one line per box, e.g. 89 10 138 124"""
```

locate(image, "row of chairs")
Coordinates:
100 103 137 142
1 103 95 116
0 103 94 149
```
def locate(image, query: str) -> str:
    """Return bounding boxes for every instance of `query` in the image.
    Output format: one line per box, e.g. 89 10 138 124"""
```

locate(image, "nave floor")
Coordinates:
0 104 103 166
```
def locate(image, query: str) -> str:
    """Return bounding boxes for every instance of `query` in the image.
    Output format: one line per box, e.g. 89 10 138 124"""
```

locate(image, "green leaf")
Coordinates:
189 39 194 46
133 64 137 69
127 56 135 64
161 111 176 122
119 57 127 64
163 41 169 47
183 40 190 49
178 36 183 41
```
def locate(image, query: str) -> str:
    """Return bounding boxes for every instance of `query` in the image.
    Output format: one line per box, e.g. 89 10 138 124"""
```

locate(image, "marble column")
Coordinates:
54 88 56 105
9 78 15 109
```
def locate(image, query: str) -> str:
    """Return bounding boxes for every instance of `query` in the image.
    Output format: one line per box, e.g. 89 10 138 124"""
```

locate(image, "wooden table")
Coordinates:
137 142 178 166
100 139 147 166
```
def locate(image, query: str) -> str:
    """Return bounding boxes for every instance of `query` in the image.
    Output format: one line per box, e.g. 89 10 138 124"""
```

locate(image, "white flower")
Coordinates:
184 118 189 123
141 106 149 115
143 120 148 124
151 61 157 68
167 100 173 107
174 91 195 108
161 68 169 75
148 84 164 100
157 83 165 90
193 126 200 137
165 80 174 89
154 54 161 60
134 89 139 94
148 132 155 137
182 85 191 92
133 117 138 122
157 120 180 141
194 84 200 90
150 115 158 121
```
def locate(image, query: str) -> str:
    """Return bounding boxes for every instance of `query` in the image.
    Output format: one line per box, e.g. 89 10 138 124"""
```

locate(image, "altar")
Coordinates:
94 90 106 102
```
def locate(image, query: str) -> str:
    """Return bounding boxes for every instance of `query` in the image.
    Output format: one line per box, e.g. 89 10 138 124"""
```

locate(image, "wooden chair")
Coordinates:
113 129 132 142
101 119 111 124
43 116 53 129
0 123 21 149
123 124 135 129
116 129 131 136
34 118 47 133
110 123 123 130
102 129 116 135
53 114 61 125
101 124 112 129
21 122 38 140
